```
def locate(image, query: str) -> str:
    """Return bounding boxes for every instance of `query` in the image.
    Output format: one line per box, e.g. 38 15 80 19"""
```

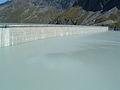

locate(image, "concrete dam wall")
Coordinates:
0 24 108 47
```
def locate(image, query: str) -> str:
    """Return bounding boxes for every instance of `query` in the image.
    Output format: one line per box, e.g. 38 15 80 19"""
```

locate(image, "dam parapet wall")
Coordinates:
0 24 108 47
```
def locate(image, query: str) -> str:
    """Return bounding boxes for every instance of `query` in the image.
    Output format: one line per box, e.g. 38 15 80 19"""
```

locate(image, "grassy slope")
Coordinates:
0 8 60 23
0 1 61 24
51 7 89 25
52 7 120 27
0 2 120 28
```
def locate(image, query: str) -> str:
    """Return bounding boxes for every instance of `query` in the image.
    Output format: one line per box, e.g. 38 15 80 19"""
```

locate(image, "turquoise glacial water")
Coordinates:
0 31 120 90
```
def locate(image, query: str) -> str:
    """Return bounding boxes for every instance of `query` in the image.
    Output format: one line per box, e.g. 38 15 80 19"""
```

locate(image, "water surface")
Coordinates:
0 31 120 90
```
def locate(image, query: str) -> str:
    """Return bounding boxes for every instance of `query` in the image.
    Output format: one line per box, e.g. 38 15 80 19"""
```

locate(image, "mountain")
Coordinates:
0 0 120 27
0 0 75 23
52 0 120 27
73 0 120 11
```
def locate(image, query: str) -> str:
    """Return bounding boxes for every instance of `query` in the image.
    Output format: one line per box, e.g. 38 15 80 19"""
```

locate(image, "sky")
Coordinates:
0 0 8 4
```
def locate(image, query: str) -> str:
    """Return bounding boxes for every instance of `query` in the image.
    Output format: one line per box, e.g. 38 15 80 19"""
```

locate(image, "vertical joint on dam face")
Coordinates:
0 24 108 48
0 26 10 47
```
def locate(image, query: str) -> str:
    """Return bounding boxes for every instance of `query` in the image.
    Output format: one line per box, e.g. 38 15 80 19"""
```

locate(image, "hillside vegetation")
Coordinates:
0 0 120 27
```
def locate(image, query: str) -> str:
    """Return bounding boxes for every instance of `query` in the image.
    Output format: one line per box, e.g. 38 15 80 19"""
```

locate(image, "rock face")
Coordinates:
0 0 120 27
52 0 120 27
73 0 120 11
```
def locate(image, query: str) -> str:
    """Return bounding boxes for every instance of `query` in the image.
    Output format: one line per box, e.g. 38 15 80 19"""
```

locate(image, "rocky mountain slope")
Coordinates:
0 0 120 27
0 0 75 23
73 0 120 11
52 0 120 27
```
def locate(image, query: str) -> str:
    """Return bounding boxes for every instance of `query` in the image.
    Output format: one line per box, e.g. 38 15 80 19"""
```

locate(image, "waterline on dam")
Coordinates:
0 31 120 90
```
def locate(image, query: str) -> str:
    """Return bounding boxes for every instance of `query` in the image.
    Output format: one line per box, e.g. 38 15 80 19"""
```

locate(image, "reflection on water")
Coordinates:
0 31 120 90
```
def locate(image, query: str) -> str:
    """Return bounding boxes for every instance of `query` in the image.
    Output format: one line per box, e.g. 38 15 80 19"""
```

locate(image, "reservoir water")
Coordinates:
0 31 120 90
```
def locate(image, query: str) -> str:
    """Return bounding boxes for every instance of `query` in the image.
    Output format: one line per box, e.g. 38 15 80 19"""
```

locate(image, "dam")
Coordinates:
0 24 119 90
0 24 108 47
